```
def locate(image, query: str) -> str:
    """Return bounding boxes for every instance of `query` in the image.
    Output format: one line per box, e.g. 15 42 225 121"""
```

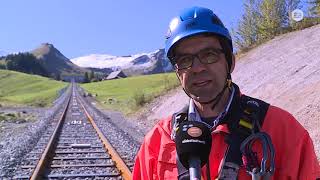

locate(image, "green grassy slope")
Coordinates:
80 73 180 114
0 69 67 107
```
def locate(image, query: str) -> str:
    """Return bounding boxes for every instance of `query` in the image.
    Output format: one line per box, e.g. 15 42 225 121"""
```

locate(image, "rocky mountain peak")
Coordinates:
41 42 54 48
31 43 67 61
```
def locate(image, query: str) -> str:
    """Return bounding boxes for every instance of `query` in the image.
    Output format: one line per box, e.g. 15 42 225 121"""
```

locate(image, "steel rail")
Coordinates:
28 84 132 179
79 98 132 180
29 89 72 180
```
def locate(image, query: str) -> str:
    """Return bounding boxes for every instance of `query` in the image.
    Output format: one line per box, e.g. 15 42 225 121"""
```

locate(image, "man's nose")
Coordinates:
190 57 206 73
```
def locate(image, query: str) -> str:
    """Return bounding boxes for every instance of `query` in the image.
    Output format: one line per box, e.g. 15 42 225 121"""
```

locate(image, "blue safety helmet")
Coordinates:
165 6 233 60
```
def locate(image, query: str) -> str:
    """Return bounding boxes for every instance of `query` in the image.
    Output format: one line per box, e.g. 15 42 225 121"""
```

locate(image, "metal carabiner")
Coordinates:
240 132 275 180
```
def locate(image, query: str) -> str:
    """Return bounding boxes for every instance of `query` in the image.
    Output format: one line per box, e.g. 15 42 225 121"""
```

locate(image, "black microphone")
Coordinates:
175 121 212 180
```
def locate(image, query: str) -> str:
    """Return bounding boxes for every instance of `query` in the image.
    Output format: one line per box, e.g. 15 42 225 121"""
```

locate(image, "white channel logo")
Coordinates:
292 9 304 22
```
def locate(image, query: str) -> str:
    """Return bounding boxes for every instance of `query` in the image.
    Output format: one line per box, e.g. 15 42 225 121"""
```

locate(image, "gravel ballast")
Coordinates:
0 86 70 178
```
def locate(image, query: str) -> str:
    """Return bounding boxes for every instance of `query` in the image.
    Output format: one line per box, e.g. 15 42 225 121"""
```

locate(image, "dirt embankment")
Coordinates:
132 24 320 159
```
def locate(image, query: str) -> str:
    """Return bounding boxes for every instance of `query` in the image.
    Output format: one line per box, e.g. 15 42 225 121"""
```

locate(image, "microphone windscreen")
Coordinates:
175 121 212 168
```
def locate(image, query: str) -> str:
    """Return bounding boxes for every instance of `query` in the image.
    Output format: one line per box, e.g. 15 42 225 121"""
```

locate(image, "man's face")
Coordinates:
173 35 232 103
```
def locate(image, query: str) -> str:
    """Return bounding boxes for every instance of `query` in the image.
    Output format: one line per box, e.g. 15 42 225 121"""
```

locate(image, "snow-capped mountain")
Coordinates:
71 49 174 76
0 50 8 57
71 53 146 69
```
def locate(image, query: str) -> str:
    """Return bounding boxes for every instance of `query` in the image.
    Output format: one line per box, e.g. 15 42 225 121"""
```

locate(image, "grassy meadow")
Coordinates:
80 73 180 115
0 69 67 107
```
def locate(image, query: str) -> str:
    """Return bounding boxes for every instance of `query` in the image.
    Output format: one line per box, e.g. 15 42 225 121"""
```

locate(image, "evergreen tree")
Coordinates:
89 70 95 81
0 63 6 69
283 0 302 30
83 72 90 83
234 0 261 49
55 73 61 81
257 0 285 40
309 0 320 16
4 53 49 76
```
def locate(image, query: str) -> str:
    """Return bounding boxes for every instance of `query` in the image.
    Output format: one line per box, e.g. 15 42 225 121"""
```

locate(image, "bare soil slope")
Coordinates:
133 24 320 159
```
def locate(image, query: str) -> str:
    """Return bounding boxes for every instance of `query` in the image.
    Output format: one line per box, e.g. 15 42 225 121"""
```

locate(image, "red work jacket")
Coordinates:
133 105 320 179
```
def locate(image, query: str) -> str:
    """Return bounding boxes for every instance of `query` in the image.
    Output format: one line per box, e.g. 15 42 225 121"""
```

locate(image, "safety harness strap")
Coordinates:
171 84 270 180
218 94 270 179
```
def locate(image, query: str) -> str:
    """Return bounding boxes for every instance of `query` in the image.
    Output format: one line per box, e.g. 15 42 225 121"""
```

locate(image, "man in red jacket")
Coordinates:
133 6 320 179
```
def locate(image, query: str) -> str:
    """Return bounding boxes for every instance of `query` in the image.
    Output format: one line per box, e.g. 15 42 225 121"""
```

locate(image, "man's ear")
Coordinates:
230 54 236 73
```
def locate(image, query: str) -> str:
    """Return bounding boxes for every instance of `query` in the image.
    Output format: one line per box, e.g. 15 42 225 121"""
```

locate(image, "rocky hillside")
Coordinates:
31 43 86 76
133 24 320 159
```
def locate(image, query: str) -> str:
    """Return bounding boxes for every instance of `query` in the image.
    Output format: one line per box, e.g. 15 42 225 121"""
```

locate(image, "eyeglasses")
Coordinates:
171 48 225 70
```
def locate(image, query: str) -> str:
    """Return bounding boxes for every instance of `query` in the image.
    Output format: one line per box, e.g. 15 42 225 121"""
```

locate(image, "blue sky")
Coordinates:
1 1 244 58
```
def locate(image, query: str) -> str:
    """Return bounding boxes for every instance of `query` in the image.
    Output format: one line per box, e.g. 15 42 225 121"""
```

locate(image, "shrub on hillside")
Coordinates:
133 90 146 107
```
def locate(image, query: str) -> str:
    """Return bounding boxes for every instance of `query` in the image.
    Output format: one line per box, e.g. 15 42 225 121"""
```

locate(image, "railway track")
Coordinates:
13 84 132 180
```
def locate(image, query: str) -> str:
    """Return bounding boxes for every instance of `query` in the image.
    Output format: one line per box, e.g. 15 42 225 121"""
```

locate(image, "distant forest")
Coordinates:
0 53 50 77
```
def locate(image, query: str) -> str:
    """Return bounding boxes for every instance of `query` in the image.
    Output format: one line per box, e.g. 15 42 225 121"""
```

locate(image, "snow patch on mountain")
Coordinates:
71 52 152 69
71 49 173 75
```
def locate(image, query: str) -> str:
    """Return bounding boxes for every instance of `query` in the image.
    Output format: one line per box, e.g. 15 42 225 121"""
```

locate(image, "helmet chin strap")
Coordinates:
209 73 232 111
182 72 232 112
